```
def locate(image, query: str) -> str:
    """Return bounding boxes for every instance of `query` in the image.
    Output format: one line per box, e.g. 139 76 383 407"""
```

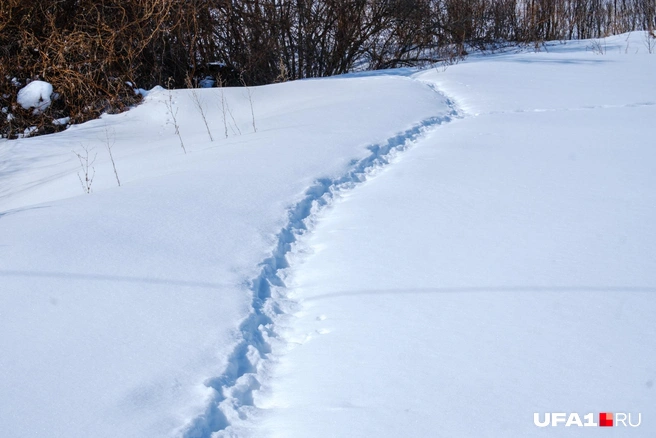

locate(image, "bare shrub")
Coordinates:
73 146 97 194
588 39 607 54
0 0 213 138
645 30 656 53
3 0 656 139
275 58 290 83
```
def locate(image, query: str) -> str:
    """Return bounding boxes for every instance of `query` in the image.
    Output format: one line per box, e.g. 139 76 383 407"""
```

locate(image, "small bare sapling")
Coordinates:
645 30 656 54
225 99 241 136
73 145 97 194
624 32 632 54
589 39 606 55
275 57 289 83
103 125 120 187
217 75 229 139
164 78 187 154
187 76 214 141
240 73 257 133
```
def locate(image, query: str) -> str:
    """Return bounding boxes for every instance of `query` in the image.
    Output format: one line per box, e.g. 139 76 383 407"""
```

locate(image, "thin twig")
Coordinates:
103 125 120 187
240 73 257 133
187 76 214 141
164 78 187 153
217 75 229 139
225 99 241 135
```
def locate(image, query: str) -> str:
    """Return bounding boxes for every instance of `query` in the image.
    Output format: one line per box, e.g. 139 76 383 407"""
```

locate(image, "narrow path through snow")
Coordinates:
0 76 452 438
182 93 460 436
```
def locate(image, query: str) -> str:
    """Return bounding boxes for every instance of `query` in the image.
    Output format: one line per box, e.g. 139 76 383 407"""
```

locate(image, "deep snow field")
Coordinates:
1 33 655 437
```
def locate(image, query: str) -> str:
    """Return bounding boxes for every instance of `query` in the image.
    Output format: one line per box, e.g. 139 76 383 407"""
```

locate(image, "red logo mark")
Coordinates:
600 412 613 427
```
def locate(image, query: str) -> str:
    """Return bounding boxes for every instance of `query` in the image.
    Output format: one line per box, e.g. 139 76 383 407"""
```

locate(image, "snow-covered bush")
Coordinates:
17 81 53 114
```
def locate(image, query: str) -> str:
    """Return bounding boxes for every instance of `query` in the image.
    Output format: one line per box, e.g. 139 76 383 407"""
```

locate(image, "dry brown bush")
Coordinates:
1 0 654 139
0 0 213 138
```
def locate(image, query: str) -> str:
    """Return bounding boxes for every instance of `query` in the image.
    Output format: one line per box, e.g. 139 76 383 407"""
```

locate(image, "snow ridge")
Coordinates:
182 95 460 438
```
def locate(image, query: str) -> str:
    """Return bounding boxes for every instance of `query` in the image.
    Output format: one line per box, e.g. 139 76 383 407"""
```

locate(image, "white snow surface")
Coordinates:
250 34 656 437
16 80 53 113
0 77 446 437
1 33 655 438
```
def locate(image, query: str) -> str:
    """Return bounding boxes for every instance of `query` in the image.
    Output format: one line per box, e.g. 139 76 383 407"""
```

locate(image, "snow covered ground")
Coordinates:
1 33 655 437
250 34 656 437
0 77 446 437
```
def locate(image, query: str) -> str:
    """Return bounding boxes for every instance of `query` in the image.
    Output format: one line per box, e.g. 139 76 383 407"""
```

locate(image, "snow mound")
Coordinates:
17 80 53 114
